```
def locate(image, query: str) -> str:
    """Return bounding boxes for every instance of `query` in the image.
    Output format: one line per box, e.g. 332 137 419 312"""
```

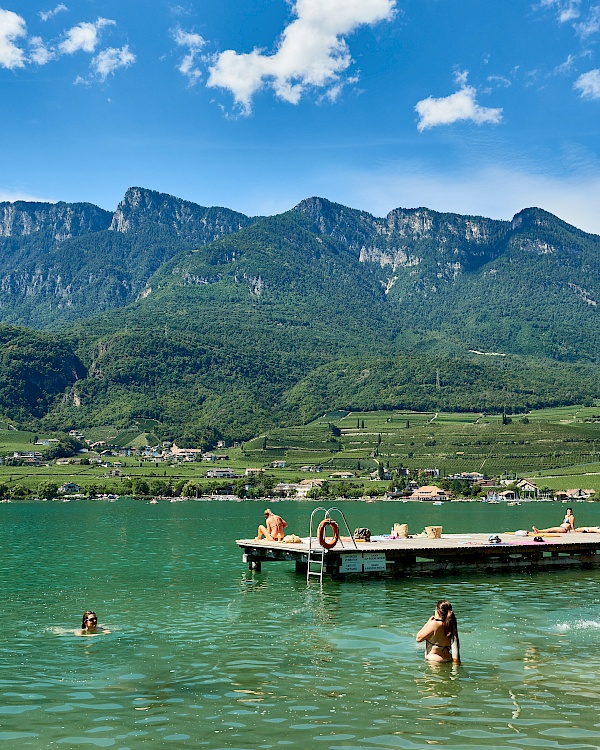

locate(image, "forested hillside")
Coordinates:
0 188 256 327
0 189 599 444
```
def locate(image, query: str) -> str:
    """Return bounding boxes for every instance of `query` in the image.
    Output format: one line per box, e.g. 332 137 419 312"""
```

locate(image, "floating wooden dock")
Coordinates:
236 533 600 578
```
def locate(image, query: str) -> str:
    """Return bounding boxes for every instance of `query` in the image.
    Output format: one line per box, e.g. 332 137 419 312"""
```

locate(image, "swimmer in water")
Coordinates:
416 599 460 663
80 610 110 635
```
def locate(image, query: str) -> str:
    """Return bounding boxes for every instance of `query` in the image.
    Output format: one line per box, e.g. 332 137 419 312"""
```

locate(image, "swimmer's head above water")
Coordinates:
82 611 98 631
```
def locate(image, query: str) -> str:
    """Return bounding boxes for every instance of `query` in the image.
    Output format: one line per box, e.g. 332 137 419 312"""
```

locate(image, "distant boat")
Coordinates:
433 501 444 505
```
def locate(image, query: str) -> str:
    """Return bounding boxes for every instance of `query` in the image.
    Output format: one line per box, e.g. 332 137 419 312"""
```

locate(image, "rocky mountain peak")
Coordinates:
109 187 254 242
0 201 111 240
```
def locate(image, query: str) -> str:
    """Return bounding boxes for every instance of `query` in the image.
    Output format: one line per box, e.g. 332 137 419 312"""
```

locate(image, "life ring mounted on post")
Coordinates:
317 518 340 549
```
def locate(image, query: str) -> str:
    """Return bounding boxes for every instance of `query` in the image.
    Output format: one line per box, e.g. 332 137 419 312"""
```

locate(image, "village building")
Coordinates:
168 444 204 462
447 471 485 483
410 485 449 501
206 468 237 479
60 482 80 494
563 488 596 500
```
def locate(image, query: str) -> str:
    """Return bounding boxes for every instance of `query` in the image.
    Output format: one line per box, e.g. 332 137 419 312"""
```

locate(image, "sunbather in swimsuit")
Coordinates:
416 602 460 664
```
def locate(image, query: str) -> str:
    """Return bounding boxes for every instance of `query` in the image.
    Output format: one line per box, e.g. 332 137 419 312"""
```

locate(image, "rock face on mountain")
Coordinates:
110 187 254 242
0 187 599 358
0 188 255 327
1 189 600 439
292 197 508 291
0 201 111 240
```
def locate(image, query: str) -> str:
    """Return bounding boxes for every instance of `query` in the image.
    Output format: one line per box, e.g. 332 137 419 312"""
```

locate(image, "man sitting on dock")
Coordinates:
256 508 288 541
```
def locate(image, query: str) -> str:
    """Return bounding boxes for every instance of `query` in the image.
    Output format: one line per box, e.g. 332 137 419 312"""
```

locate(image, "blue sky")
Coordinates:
2 0 600 232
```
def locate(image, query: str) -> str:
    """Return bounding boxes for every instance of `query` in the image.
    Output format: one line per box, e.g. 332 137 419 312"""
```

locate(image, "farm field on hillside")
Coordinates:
3 405 600 497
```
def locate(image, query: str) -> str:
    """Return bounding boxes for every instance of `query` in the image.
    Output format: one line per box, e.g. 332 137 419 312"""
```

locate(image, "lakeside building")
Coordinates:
409 485 449 502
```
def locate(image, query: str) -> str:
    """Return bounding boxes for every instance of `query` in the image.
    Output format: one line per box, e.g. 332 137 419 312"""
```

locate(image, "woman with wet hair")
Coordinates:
416 599 460 663
80 611 110 634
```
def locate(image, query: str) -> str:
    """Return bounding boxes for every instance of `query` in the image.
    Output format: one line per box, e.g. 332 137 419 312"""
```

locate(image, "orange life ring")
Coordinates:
317 519 339 549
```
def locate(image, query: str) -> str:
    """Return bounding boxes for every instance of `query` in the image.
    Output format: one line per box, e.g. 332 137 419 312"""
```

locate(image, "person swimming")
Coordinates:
80 610 110 635
416 599 460 663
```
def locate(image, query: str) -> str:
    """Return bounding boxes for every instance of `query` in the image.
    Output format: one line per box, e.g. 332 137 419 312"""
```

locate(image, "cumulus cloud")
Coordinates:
0 9 27 69
0 9 133 81
574 67 600 97
90 45 135 82
173 27 205 86
59 18 115 55
415 84 503 131
39 4 68 22
206 0 396 113
29 35 54 65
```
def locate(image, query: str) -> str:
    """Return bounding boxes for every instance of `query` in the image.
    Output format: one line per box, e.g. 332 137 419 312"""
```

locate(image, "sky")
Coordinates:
2 0 600 232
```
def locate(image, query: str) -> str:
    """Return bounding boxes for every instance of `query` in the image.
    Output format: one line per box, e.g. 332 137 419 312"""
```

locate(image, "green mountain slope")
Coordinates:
0 188 255 327
1 191 599 444
0 326 86 421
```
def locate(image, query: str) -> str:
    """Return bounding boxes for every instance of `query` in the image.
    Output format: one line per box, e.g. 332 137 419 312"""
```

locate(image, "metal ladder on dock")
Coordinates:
306 506 357 585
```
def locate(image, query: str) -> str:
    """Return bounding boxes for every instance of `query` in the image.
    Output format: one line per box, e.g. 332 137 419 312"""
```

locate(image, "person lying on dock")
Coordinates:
255 509 288 541
533 507 575 534
416 599 460 664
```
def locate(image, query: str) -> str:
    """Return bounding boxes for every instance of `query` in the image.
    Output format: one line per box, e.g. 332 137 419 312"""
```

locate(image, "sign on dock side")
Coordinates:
339 552 387 573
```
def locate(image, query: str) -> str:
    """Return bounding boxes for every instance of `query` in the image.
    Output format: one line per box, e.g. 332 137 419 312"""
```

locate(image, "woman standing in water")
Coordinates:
416 600 460 663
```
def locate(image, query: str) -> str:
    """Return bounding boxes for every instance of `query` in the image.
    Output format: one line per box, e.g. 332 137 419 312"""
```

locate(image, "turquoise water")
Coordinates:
2 499 600 749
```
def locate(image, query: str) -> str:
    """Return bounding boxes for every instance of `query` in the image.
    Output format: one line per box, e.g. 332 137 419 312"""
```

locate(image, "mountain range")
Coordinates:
1 187 599 444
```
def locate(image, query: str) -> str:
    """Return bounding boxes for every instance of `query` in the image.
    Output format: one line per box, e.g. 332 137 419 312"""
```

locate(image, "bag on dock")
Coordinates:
354 527 371 541
425 525 442 539
393 523 409 538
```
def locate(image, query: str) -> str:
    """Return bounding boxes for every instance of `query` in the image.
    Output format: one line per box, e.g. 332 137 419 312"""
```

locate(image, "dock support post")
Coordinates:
249 560 262 572
295 560 308 575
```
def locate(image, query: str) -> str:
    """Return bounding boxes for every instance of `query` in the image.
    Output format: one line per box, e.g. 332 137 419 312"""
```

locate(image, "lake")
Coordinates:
1 499 600 749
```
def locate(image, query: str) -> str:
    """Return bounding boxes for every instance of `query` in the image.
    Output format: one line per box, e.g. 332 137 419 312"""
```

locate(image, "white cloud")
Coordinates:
487 74 512 87
29 36 54 65
539 0 582 23
454 69 469 86
575 4 600 35
59 18 114 55
91 45 135 82
574 67 600 97
415 85 503 131
0 188 55 203
554 53 576 74
173 27 205 86
0 9 27 69
207 0 396 113
39 4 68 22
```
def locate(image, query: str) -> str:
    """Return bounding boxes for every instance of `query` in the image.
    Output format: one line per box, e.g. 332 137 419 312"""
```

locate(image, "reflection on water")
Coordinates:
1 499 600 748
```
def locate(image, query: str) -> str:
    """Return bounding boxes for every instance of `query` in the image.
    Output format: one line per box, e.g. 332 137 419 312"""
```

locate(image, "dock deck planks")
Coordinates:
236 532 600 577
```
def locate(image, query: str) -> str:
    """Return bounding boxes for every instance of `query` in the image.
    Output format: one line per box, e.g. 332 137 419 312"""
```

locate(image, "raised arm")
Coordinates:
416 617 436 643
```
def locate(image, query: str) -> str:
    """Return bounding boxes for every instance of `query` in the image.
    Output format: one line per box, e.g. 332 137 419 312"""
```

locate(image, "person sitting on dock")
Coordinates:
416 599 460 664
533 507 575 534
255 508 288 541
